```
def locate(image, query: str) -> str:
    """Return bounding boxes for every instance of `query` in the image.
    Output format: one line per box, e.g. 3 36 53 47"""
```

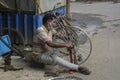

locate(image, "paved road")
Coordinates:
70 2 120 80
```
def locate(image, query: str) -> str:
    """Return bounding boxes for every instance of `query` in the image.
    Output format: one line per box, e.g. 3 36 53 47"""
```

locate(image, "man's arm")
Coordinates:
45 40 72 48
53 31 67 40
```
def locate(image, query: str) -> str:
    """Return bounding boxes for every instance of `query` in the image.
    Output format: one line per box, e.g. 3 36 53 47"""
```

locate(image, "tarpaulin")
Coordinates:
0 0 66 14
0 0 16 11
0 0 36 14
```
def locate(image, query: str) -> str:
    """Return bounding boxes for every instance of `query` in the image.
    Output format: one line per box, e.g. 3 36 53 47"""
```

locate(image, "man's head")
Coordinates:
42 13 55 25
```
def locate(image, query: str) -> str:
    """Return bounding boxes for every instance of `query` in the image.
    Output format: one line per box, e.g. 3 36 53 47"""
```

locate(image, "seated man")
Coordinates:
25 13 91 75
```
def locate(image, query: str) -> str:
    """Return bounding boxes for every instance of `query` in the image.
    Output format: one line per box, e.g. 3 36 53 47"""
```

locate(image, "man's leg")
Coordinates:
40 54 79 71
37 54 91 75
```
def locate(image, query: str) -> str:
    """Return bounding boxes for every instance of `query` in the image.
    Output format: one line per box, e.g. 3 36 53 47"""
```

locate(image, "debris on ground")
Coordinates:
48 75 83 80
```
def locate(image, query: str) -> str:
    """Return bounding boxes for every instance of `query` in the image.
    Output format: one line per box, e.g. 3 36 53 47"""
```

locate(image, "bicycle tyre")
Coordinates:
72 26 92 64
53 26 92 65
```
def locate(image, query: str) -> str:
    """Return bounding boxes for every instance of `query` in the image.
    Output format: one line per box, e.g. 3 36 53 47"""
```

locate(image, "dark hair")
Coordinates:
42 13 55 25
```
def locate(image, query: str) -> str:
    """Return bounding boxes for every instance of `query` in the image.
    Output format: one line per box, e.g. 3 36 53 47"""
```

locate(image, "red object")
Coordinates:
69 71 74 74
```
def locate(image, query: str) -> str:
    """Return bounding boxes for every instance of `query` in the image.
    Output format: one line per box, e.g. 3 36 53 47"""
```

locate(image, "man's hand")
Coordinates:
65 42 73 49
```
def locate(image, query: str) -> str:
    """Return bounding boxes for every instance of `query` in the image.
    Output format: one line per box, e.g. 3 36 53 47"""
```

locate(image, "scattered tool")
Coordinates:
44 71 59 77
48 75 83 80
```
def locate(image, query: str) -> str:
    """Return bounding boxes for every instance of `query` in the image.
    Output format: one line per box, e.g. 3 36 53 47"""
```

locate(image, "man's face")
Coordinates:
51 18 57 27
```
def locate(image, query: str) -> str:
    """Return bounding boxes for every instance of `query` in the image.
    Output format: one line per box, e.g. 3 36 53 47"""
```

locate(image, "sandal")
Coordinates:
78 66 91 75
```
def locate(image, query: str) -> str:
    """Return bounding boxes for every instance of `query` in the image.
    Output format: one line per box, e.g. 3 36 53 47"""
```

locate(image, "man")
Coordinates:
25 13 91 75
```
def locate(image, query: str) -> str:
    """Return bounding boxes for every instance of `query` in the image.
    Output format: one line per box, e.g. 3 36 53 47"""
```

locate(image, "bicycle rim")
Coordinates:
53 26 79 62
72 26 92 64
53 26 92 65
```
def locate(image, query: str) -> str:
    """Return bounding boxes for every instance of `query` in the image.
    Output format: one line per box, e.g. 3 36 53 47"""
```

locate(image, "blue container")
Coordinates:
0 35 11 56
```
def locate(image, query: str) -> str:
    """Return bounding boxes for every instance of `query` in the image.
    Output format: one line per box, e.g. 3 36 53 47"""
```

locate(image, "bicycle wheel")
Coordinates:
53 26 78 62
0 28 25 58
71 26 92 64
53 26 92 65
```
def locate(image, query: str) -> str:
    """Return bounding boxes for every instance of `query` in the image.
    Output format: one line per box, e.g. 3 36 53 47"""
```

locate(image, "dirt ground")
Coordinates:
0 26 120 80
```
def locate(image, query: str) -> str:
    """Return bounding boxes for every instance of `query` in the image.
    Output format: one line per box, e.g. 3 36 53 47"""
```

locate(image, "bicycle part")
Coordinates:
54 26 78 49
53 26 92 65
53 26 78 63
0 28 25 58
48 9 92 64
48 75 83 80
56 14 92 64
70 26 92 64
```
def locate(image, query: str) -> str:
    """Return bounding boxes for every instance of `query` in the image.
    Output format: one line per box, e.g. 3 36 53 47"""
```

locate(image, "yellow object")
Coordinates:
36 0 43 13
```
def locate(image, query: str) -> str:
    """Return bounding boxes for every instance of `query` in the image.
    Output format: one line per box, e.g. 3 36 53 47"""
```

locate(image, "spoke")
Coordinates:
78 47 90 53
79 45 90 49
59 51 69 56
54 25 92 65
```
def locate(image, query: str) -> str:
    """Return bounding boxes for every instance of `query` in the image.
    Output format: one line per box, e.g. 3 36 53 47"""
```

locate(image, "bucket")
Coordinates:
0 35 11 56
